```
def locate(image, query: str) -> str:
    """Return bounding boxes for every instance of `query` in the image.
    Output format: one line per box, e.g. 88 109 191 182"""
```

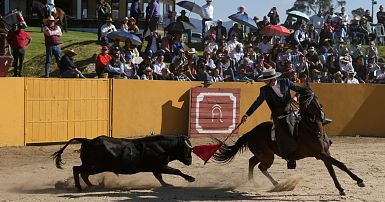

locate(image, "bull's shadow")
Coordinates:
160 90 190 135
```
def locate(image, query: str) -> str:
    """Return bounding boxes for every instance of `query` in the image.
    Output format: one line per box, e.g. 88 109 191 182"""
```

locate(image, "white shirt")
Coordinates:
227 40 242 52
309 15 324 30
339 62 354 73
152 61 166 75
47 0 54 5
344 77 359 84
257 42 272 54
271 83 283 97
230 50 244 63
340 13 349 25
101 24 117 37
201 4 214 19
204 42 218 54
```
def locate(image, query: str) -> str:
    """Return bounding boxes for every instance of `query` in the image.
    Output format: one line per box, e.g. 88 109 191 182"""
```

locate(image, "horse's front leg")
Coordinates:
321 154 365 187
322 161 346 195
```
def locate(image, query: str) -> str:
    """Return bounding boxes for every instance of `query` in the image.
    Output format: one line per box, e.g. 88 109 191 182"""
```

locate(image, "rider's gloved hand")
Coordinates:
241 115 248 124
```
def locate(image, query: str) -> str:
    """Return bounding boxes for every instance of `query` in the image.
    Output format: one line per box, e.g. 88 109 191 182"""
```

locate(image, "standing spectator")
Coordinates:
339 7 349 27
143 0 160 36
43 16 62 78
293 24 307 51
96 0 111 41
201 0 214 36
100 17 117 45
377 5 385 25
177 10 191 43
130 0 141 23
7 23 31 77
309 10 324 32
325 6 337 23
228 23 243 42
267 7 280 25
306 24 319 48
364 10 373 23
214 19 227 42
59 49 86 78
258 16 270 29
283 16 295 30
95 46 112 78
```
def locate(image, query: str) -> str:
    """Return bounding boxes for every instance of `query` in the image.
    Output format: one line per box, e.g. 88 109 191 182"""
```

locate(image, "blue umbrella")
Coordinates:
228 13 258 29
288 10 310 21
107 31 142 45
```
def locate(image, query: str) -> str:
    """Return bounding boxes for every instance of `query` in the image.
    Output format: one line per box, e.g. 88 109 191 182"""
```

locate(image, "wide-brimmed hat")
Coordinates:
180 10 186 14
308 46 315 52
144 66 153 72
334 71 342 77
338 38 345 43
347 70 357 76
188 48 196 54
258 68 282 81
43 16 59 24
128 17 136 23
64 49 77 56
105 17 113 22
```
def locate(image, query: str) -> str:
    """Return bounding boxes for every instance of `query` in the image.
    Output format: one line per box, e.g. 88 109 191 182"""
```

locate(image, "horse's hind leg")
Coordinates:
321 154 365 187
323 161 346 195
248 156 259 180
258 153 278 186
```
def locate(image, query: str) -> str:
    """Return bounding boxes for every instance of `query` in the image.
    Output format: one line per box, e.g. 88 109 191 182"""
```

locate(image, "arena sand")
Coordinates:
0 136 384 201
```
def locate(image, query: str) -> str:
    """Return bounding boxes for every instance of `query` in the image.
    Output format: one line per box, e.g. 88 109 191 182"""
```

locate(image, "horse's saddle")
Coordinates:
271 110 301 141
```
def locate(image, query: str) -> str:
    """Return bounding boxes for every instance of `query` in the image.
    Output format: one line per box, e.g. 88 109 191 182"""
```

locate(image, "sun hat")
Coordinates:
347 70 356 76
106 17 113 22
258 68 282 81
43 16 59 24
308 46 315 52
144 66 153 72
334 71 342 77
188 48 196 54
128 17 136 23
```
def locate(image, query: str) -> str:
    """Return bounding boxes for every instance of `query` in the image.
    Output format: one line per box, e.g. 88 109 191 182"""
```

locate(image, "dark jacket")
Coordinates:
59 55 76 74
215 25 227 40
145 35 161 53
246 78 306 117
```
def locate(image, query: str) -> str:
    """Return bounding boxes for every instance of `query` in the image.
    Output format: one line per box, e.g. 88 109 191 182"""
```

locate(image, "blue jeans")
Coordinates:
45 45 61 78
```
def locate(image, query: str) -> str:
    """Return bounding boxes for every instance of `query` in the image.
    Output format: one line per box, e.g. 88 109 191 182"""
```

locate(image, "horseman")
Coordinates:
241 68 308 169
46 0 56 17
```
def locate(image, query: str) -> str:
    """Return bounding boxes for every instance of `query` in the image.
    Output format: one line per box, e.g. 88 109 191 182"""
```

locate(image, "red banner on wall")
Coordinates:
189 88 240 137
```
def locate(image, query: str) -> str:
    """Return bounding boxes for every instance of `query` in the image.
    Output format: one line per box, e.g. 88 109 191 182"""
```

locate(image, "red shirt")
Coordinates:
95 53 112 69
7 30 31 49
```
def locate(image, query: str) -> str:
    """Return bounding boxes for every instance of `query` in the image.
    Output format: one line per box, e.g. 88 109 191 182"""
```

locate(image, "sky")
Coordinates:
175 0 385 23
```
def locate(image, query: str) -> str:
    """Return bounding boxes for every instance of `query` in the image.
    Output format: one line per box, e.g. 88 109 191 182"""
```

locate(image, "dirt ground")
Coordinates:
0 136 384 202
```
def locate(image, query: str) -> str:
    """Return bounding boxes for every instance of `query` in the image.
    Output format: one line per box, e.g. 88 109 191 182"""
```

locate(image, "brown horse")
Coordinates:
30 0 67 31
213 88 365 196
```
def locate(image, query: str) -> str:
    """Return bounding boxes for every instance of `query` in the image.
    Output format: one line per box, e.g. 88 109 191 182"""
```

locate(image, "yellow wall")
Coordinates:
1 79 385 146
311 83 385 137
25 79 110 144
111 80 270 138
0 78 25 146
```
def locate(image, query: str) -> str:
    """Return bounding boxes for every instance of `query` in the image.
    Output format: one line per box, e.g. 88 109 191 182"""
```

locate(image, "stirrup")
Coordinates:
323 117 332 126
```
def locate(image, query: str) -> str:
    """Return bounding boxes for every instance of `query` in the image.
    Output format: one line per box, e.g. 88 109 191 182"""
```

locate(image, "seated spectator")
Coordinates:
187 48 200 66
95 46 112 78
344 70 359 84
212 68 224 82
320 68 332 83
234 67 251 81
310 69 321 83
355 56 368 83
294 54 309 74
365 41 378 61
172 33 185 56
367 56 381 82
298 72 308 83
123 54 140 79
138 54 153 77
59 49 86 78
203 51 216 73
306 46 322 71
152 54 167 79
100 17 117 45
215 19 227 42
145 31 161 55
127 17 139 34
230 44 244 65
160 68 173 80
339 56 354 75
195 63 212 82
121 17 129 32
204 34 218 54
257 37 272 54
172 49 187 66
332 71 344 83
141 66 154 80
217 55 236 81
228 23 243 41
227 34 242 52
175 67 191 81
106 50 126 78
375 65 385 83
161 33 174 62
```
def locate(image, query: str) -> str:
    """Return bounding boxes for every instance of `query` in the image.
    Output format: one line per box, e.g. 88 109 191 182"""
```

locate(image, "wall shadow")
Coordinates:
160 89 190 135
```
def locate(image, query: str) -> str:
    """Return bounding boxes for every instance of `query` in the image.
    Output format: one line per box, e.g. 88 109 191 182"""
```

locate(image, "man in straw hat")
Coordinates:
100 17 117 45
59 49 85 78
241 68 308 169
43 15 62 78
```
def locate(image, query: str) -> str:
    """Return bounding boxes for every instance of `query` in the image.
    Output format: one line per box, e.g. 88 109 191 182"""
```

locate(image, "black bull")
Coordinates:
53 135 195 190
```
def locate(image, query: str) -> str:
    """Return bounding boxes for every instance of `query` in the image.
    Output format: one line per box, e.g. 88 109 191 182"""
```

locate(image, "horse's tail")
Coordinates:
52 138 89 169
213 130 255 164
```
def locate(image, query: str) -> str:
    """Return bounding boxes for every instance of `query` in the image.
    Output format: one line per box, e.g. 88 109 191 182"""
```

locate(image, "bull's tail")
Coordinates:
52 138 89 169
213 130 255 164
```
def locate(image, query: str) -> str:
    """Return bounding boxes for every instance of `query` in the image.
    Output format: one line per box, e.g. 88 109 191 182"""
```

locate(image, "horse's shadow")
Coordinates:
12 185 339 201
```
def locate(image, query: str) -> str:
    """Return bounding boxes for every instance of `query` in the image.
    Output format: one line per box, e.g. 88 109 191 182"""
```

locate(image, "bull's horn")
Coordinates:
184 139 193 149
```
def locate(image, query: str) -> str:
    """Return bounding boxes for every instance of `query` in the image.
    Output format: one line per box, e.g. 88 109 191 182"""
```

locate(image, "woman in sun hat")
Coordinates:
241 68 308 170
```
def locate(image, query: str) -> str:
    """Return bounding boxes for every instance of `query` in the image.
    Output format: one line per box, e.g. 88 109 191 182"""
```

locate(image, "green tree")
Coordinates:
288 0 333 15
351 8 365 18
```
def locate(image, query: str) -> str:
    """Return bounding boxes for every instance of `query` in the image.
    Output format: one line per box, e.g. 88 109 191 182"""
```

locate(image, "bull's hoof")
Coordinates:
339 190 346 196
357 181 365 187
75 187 82 192
186 176 195 182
